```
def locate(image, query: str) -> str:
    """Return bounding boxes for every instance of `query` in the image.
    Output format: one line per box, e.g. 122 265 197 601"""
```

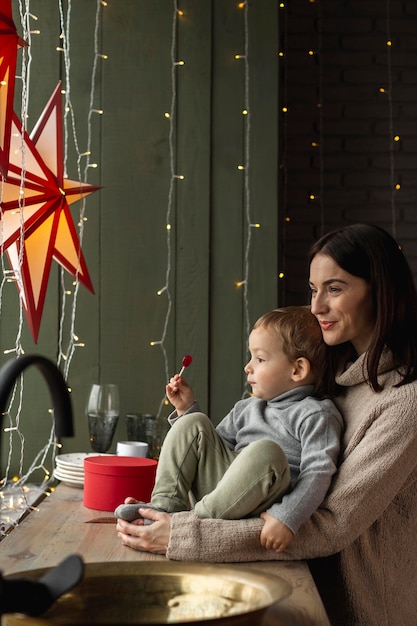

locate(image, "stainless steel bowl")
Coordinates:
2 561 291 625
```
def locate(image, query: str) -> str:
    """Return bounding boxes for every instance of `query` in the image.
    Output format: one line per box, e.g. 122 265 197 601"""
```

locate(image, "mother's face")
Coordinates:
309 253 375 355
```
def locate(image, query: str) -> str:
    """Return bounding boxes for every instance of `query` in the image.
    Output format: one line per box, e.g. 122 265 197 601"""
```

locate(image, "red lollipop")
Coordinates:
178 354 193 376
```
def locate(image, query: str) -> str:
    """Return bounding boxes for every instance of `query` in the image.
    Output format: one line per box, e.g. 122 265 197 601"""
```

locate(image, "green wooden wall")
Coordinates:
2 0 279 479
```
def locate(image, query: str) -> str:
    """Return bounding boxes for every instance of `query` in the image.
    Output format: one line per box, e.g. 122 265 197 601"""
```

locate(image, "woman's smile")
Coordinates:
318 320 336 331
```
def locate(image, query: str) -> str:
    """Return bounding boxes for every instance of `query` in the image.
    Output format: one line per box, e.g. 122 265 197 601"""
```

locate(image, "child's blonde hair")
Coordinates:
253 306 335 398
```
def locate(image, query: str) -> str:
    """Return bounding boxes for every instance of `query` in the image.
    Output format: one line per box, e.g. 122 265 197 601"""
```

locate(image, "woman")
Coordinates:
117 224 417 626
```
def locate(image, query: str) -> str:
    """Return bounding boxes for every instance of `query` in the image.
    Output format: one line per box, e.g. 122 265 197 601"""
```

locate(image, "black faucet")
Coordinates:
0 354 84 616
0 354 74 440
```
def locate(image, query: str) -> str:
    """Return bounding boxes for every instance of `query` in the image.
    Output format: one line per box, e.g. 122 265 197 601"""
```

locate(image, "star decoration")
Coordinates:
1 82 99 342
0 0 27 177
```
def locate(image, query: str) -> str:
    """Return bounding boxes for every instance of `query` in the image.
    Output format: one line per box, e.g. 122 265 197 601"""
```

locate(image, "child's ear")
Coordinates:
291 357 311 382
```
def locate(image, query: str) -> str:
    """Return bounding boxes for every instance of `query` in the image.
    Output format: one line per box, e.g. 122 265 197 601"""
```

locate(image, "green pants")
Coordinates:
150 412 291 519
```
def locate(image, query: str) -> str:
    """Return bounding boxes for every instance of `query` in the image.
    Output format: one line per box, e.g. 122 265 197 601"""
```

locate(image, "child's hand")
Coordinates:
259 512 294 553
165 374 195 415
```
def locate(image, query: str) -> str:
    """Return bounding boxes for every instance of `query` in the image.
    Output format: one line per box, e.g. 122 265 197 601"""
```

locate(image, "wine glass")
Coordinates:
86 384 119 453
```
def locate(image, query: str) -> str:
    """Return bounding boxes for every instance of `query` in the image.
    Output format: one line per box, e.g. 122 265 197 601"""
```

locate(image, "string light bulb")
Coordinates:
0 0 107 503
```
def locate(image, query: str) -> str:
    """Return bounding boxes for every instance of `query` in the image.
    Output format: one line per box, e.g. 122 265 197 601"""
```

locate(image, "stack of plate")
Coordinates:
54 453 108 489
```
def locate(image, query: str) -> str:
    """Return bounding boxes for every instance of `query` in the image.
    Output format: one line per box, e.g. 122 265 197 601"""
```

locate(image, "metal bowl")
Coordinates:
2 561 291 625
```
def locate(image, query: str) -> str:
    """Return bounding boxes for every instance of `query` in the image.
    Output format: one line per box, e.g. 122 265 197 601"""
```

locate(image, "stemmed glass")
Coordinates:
86 384 119 453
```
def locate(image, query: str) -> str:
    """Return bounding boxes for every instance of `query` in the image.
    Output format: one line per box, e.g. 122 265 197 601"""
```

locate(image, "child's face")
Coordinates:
244 326 297 401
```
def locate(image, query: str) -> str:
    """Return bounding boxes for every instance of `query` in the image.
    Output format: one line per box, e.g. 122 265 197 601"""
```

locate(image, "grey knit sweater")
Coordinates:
170 386 343 533
214 387 343 533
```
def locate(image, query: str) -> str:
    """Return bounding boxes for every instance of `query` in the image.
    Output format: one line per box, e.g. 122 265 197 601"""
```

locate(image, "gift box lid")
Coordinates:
84 456 157 476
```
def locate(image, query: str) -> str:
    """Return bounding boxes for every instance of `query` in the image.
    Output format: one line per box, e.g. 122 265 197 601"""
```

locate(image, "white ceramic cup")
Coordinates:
116 440 149 458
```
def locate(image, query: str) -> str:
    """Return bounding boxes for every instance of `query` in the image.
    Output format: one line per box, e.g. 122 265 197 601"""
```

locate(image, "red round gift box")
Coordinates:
83 456 158 511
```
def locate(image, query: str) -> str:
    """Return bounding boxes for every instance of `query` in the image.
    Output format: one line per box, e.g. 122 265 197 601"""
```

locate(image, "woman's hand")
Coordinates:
116 507 172 554
165 374 195 415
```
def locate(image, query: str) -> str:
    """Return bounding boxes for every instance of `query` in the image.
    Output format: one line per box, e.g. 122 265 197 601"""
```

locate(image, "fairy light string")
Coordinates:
236 2 258 398
151 1 183 420
0 0 105 527
315 0 325 237
279 0 325 303
383 0 397 239
303 0 325 235
278 1 289 304
58 0 106 378
150 2 257 406
0 1 35 496
241 0 252 354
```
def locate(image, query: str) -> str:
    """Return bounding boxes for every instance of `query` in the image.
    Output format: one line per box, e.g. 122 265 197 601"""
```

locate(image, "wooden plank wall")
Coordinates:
2 0 279 478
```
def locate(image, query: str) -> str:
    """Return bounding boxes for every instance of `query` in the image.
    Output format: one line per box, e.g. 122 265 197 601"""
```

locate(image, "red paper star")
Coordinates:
0 0 26 176
1 83 99 342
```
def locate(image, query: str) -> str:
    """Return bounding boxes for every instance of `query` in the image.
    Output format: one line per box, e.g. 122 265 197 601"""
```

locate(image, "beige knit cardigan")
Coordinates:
167 352 417 626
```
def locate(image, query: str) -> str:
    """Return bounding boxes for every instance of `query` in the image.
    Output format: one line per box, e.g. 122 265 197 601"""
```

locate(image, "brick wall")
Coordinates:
279 0 417 305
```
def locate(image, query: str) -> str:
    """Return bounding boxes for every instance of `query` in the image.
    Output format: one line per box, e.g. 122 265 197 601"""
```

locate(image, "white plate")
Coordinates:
54 468 84 482
54 466 85 480
56 452 111 470
55 461 85 475
53 469 84 489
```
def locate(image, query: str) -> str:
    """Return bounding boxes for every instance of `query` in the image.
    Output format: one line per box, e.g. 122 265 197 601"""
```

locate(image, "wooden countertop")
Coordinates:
0 484 329 625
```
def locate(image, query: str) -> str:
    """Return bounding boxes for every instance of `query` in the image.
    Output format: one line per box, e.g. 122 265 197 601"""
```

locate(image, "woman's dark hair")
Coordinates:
309 223 417 391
